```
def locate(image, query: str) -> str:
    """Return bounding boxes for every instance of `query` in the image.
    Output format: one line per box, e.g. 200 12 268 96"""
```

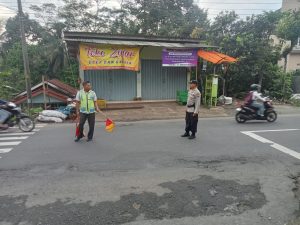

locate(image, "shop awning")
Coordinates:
198 50 237 64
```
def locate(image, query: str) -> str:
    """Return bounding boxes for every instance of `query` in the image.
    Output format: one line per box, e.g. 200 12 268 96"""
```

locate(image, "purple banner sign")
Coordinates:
162 49 198 67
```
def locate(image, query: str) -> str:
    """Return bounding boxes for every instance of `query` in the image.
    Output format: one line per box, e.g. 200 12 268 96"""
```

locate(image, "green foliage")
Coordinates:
29 107 43 117
205 11 289 99
291 99 300 107
0 70 25 100
268 70 293 100
292 70 300 77
58 58 79 89
1 14 46 52
0 8 78 100
111 0 208 37
276 11 300 47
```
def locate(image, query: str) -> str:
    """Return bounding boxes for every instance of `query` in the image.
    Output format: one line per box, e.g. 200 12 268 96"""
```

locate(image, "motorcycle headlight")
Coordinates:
8 102 16 108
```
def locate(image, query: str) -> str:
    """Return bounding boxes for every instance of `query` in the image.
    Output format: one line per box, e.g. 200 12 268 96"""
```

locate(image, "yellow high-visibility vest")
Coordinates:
79 90 96 114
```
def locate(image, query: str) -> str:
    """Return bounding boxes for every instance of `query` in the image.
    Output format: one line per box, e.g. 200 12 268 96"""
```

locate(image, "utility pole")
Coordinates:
17 0 32 111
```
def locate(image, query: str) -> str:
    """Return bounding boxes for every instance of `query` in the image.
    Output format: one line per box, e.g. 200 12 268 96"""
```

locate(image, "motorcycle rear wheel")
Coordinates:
235 112 246 123
18 116 35 132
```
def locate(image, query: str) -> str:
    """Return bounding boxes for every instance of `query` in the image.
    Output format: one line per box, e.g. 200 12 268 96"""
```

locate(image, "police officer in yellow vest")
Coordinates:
75 81 100 142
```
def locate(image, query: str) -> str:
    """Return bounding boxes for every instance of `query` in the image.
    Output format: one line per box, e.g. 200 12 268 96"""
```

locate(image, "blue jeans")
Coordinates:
251 102 265 116
0 109 10 123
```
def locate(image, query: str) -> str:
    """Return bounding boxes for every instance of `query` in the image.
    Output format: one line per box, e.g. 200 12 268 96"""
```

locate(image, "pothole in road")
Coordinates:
287 174 300 225
0 175 266 225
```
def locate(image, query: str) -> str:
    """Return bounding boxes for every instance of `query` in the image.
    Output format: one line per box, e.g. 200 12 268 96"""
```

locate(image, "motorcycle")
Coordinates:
0 102 35 132
235 99 277 123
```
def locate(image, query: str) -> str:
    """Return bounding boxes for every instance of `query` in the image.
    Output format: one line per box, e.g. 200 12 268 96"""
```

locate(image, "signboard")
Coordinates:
162 49 198 67
80 44 140 71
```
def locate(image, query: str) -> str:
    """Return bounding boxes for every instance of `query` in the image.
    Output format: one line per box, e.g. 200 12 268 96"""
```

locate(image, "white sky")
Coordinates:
0 0 283 22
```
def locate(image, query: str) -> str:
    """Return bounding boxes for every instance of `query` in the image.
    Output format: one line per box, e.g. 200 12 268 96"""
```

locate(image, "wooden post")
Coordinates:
42 75 47 110
196 63 198 81
17 0 32 112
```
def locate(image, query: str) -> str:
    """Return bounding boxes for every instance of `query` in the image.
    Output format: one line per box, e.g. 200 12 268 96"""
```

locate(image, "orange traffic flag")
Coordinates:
105 118 115 132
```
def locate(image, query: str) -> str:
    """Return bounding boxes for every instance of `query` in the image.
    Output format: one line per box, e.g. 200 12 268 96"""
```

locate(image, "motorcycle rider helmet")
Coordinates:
250 84 260 91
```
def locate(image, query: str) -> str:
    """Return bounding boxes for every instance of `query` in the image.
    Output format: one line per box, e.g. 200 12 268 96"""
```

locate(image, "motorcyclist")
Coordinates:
249 84 266 117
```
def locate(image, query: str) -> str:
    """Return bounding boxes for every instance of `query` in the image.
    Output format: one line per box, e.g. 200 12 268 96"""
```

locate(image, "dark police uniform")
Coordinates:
184 85 201 139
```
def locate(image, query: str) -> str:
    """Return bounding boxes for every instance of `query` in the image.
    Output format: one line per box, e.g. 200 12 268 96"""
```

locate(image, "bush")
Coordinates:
26 107 43 117
291 99 300 107
269 71 293 101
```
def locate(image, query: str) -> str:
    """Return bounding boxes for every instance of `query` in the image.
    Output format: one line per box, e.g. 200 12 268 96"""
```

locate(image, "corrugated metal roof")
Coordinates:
14 79 77 98
64 32 204 43
48 79 77 96
64 38 211 48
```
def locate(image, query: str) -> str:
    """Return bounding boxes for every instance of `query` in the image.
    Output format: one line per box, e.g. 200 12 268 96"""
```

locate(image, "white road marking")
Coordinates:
10 124 46 129
0 132 35 136
36 124 46 128
0 125 45 159
0 148 13 153
1 128 40 133
271 143 300 159
242 129 300 133
241 131 273 144
0 136 29 141
241 129 300 160
0 141 21 146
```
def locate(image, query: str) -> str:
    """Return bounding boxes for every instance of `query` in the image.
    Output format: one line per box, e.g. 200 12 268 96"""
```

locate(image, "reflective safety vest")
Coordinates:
79 90 96 114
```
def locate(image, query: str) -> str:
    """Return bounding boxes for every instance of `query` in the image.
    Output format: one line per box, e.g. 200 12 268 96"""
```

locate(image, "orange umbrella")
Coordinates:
198 50 237 64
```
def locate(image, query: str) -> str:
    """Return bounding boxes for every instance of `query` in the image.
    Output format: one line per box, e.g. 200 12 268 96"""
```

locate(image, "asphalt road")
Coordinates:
1 115 300 225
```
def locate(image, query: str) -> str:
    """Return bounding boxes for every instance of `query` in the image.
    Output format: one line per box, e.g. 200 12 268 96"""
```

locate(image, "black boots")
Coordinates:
181 132 190 137
188 134 196 139
181 132 196 139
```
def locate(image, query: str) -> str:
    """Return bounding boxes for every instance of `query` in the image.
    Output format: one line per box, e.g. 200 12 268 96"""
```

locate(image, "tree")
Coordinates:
0 19 4 34
207 11 283 97
111 0 208 37
1 14 46 52
29 0 112 79
54 0 112 32
276 11 300 72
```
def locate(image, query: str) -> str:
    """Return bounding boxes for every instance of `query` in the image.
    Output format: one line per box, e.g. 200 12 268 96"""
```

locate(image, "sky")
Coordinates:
0 0 283 22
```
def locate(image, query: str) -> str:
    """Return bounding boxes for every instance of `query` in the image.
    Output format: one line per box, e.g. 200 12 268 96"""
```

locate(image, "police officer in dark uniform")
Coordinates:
181 80 201 139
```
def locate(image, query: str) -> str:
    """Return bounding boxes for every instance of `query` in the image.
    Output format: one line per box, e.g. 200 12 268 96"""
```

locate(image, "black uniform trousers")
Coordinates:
185 112 198 135
79 112 95 140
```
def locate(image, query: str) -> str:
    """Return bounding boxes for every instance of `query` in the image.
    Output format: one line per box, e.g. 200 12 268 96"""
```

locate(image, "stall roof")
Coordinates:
13 79 77 104
198 50 237 64
64 38 210 48
64 32 214 57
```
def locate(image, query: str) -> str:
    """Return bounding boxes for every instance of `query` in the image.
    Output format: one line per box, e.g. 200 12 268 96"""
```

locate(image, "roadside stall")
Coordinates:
64 32 211 102
198 50 237 107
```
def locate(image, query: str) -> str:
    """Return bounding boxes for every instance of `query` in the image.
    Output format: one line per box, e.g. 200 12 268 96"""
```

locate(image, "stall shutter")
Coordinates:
141 60 187 100
84 70 137 101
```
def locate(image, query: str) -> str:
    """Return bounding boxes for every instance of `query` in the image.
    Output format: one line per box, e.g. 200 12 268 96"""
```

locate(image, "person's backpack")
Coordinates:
244 91 253 105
